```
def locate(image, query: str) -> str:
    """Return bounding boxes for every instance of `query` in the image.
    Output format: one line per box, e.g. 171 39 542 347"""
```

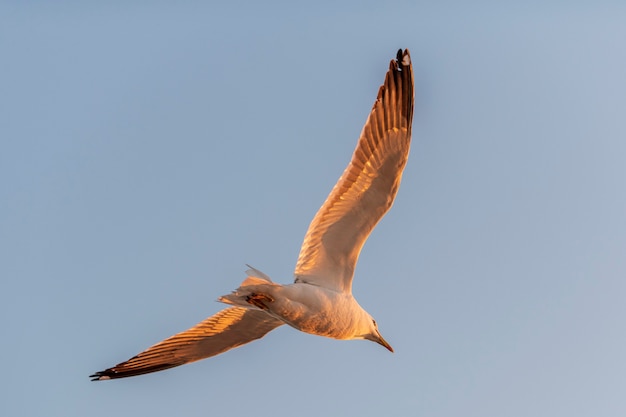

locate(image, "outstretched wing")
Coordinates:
294 49 414 293
90 307 283 380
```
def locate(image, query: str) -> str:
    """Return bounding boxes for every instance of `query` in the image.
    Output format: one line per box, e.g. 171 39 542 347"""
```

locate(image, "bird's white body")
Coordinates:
220 272 375 340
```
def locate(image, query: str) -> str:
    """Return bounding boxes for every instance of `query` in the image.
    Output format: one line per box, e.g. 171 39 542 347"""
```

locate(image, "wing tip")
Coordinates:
397 48 411 68
89 361 181 380
89 370 112 381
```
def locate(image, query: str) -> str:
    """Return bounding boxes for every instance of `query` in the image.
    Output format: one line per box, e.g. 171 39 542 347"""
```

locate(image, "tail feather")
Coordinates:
244 264 273 282
239 276 270 287
218 266 276 308
218 293 253 308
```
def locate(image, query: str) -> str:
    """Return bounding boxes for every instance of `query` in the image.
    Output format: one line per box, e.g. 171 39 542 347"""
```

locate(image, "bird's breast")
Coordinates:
267 284 363 339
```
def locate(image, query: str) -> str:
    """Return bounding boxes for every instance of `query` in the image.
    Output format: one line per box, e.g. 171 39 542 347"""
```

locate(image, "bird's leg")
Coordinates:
246 293 274 310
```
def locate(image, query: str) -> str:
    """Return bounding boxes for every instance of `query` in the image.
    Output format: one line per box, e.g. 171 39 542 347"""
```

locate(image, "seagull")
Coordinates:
91 49 414 381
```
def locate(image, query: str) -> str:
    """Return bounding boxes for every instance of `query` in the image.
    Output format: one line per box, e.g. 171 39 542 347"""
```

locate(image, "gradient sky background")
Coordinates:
2 2 625 416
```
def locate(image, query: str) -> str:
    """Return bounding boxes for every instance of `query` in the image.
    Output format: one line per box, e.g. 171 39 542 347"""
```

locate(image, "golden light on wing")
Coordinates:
90 307 283 380
294 49 414 293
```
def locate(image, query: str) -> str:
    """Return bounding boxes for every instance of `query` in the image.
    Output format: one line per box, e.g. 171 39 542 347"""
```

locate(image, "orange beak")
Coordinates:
375 331 394 352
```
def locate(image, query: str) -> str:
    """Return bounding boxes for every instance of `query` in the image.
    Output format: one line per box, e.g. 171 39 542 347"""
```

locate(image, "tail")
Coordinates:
218 266 277 309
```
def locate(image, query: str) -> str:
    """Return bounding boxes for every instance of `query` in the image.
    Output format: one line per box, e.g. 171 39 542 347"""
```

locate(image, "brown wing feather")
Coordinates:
294 49 414 293
90 307 283 380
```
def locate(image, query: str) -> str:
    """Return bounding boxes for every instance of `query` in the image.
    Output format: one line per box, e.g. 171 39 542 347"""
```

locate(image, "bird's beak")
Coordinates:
375 331 394 353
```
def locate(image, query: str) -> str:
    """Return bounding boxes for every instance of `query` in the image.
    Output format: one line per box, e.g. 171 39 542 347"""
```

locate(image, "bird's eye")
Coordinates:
372 319 377 326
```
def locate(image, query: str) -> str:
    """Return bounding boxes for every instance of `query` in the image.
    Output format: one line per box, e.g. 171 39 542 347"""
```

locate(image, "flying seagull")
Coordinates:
91 49 414 380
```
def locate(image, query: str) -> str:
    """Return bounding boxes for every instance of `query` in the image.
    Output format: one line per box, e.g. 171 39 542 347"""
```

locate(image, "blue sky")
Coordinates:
2 2 625 416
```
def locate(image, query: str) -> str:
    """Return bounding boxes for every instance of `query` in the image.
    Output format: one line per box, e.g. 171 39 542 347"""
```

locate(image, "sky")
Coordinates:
2 2 625 416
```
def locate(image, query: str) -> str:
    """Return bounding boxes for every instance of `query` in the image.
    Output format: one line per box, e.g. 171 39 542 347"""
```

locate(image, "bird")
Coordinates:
90 48 414 381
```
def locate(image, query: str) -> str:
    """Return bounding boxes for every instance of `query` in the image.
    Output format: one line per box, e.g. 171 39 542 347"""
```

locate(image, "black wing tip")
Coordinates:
89 362 181 381
395 48 411 69
90 370 112 381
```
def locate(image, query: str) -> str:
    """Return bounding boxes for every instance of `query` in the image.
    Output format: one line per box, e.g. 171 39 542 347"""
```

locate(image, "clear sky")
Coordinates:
2 2 625 416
